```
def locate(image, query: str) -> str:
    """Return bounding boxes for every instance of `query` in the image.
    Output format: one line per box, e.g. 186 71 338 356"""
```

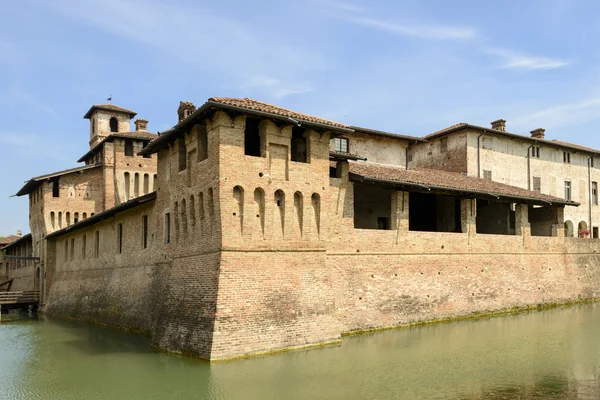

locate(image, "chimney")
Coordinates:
491 119 506 131
530 128 545 140
17 230 22 237
134 118 148 131
177 101 196 122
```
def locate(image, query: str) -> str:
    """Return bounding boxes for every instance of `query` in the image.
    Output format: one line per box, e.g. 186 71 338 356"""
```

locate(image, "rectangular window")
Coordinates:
178 137 187 172
95 231 100 258
70 238 75 261
483 170 492 180
440 137 448 153
593 182 598 205
64 240 68 262
407 148 413 162
124 139 134 156
564 181 572 201
52 179 60 197
333 137 349 153
82 235 86 260
533 176 541 193
165 213 171 243
563 152 571 163
117 223 123 254
142 141 152 159
142 215 148 249
244 118 262 156
594 227 599 239
531 146 540 158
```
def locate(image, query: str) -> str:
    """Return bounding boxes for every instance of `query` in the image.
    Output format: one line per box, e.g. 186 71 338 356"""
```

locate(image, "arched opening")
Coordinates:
143 173 149 195
254 188 265 239
311 193 321 237
134 173 140 198
564 220 574 238
109 117 118 132
208 188 214 216
190 195 196 226
199 192 205 222
294 191 303 236
181 198 188 235
275 190 285 238
233 186 244 235
50 212 55 229
578 221 589 238
174 202 180 242
124 172 130 201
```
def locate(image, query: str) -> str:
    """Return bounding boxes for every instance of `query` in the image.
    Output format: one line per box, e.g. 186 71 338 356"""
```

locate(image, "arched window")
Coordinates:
294 191 303 235
233 186 244 235
254 188 265 239
181 198 188 235
311 193 321 236
564 220 574 237
124 172 130 201
110 117 118 132
134 173 140 198
275 190 285 238
190 195 196 226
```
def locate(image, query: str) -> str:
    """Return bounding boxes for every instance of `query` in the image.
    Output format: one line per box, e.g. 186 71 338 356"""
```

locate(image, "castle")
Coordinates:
2 97 600 361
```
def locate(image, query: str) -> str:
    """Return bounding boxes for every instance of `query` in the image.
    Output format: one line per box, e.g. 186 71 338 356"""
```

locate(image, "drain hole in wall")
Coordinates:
481 269 484 272
427 295 429 298
259 172 264 177
438 272 441 275
538 287 541 290
256 214 260 217
356 249 360 253
371 274 375 278
441 245 444 249
359 297 362 300
394 273 397 277
549 268 551 271
139 164 142 167
420 272 423 275
233 213 236 216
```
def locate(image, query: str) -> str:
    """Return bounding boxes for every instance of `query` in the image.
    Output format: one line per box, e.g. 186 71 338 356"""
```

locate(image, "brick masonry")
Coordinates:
35 105 600 362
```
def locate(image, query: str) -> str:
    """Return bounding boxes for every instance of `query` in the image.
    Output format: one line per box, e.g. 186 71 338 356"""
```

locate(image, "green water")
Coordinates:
2 304 600 400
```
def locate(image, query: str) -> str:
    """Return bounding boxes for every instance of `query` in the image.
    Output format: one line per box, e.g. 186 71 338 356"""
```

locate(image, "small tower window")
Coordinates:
110 117 119 132
125 139 134 156
244 118 261 157
291 127 307 163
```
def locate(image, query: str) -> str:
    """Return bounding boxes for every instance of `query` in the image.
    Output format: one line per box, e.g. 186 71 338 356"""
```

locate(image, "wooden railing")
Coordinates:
0 291 40 305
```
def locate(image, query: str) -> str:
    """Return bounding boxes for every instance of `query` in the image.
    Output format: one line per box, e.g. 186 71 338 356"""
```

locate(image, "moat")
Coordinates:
2 304 600 400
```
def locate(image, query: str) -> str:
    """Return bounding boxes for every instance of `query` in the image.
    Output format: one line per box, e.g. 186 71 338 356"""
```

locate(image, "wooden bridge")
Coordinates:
0 291 40 309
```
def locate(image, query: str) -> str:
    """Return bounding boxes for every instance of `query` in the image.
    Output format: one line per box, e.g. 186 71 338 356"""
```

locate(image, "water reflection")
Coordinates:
1 304 600 399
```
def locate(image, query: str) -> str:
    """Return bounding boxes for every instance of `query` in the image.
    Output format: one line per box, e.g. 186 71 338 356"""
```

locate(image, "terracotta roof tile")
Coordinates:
423 123 468 139
209 97 349 129
83 104 137 119
550 140 600 153
0 235 21 246
348 162 577 206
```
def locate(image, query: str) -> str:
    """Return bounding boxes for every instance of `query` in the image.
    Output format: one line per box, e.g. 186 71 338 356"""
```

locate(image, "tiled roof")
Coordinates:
348 162 578 206
0 235 21 246
78 131 158 162
329 151 367 161
83 104 137 119
210 97 350 129
15 164 102 196
350 126 425 142
424 123 600 155
550 140 600 154
423 123 468 139
1 233 31 250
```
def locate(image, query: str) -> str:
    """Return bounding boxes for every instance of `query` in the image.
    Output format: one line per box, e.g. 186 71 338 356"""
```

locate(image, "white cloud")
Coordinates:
38 0 316 100
338 16 478 40
486 48 570 70
318 0 364 12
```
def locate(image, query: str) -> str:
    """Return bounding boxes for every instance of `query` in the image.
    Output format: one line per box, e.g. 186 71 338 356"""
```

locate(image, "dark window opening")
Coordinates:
244 118 261 157
476 199 513 235
197 125 208 162
142 141 152 158
563 152 571 164
110 117 118 132
125 139 134 156
333 137 349 153
52 178 60 197
409 192 462 232
291 127 307 163
530 205 558 237
593 181 598 205
377 217 389 230
594 227 599 239
353 183 392 230
178 137 187 171
117 224 123 254
564 181 571 201
165 213 171 243
95 231 100 258
142 215 148 249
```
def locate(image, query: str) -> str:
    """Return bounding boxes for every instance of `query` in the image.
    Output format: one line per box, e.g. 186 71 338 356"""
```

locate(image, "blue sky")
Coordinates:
1 0 599 234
